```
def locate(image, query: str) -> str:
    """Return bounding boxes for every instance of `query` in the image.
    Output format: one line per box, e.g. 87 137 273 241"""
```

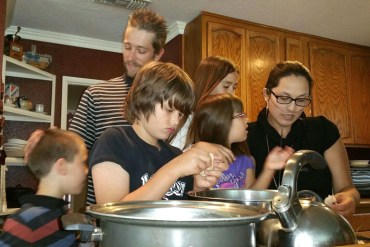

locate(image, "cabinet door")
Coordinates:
285 37 312 117
246 30 282 121
309 43 353 143
206 22 247 109
350 53 370 144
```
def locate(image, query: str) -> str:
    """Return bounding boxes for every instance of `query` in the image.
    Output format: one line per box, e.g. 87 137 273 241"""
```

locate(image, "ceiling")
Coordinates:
5 0 370 53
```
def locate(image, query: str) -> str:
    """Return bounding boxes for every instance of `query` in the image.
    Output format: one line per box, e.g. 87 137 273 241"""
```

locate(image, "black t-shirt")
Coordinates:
247 108 340 199
87 126 193 203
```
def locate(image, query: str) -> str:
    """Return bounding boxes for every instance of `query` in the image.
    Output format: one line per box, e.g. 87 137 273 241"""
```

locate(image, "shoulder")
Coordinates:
234 155 254 168
161 140 183 156
99 127 128 143
84 76 127 93
302 116 339 133
247 120 263 140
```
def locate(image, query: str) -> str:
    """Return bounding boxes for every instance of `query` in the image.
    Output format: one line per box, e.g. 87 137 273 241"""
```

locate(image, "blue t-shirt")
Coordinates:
214 155 254 189
87 126 194 204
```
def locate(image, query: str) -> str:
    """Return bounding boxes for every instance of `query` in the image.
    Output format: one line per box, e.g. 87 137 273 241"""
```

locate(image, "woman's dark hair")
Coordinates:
187 93 249 156
265 61 313 95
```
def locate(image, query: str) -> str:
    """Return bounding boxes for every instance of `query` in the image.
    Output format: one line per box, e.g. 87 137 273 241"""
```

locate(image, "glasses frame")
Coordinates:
232 112 247 119
270 90 311 107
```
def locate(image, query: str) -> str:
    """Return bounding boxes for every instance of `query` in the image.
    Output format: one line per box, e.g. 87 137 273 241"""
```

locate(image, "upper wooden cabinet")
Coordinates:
184 12 283 122
184 12 370 145
309 42 353 143
349 52 370 144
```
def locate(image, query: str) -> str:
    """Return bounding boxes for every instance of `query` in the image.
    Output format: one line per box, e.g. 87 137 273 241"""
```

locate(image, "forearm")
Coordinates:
249 169 275 189
122 165 180 201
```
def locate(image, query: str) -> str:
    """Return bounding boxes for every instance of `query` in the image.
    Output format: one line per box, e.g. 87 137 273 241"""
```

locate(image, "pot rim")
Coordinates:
86 200 270 223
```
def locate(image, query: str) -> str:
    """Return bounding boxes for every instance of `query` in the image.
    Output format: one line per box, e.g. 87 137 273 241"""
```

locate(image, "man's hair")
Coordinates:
127 8 167 54
187 93 249 156
27 129 85 179
125 61 195 124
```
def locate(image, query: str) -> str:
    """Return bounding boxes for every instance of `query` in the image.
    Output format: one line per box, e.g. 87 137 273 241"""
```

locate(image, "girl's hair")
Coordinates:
125 61 195 124
126 8 167 55
186 93 250 156
194 56 239 107
168 56 238 143
28 129 85 179
265 61 313 95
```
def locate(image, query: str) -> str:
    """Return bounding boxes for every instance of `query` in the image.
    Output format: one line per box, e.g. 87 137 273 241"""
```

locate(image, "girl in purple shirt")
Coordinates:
188 94 293 189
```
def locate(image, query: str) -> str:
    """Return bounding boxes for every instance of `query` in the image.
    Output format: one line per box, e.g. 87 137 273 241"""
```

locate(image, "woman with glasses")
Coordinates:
247 61 360 217
190 93 293 189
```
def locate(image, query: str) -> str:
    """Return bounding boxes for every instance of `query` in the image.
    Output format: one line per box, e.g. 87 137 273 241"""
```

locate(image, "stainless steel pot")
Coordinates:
63 200 270 247
188 189 278 211
188 189 279 247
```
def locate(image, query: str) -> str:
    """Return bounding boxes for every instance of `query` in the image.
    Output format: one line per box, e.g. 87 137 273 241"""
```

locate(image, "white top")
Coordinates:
170 114 193 150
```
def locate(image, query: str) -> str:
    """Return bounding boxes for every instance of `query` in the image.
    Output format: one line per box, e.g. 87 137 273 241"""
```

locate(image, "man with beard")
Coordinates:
69 8 167 150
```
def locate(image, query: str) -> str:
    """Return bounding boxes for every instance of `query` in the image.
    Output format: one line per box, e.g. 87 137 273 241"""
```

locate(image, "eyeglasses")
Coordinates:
270 90 311 107
233 112 247 119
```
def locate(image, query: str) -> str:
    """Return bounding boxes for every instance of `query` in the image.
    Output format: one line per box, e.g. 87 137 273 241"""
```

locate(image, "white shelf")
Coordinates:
4 105 51 122
2 55 56 125
3 55 55 81
5 157 26 166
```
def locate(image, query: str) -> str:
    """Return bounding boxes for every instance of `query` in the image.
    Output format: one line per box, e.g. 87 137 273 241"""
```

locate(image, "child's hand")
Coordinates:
264 146 294 171
195 154 229 190
192 141 235 164
171 146 213 177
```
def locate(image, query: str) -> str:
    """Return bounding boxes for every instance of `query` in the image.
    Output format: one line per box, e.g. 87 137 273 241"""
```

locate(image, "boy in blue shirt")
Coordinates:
0 129 87 247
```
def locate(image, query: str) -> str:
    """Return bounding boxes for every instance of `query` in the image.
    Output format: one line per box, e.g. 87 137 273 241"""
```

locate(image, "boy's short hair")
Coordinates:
125 61 195 124
27 129 86 179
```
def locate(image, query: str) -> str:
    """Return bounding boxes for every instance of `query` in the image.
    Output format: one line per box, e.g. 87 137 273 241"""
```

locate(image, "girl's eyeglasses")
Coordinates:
232 112 247 119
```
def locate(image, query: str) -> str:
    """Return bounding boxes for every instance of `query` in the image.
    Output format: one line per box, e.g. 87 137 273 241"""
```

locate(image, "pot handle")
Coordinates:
61 213 102 242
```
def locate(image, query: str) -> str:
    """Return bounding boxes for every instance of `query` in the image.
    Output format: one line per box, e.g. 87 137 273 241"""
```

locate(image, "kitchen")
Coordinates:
1 0 370 246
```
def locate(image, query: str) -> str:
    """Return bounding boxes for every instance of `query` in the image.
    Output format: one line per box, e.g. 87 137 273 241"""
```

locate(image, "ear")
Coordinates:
154 48 164 61
54 158 68 176
263 88 270 102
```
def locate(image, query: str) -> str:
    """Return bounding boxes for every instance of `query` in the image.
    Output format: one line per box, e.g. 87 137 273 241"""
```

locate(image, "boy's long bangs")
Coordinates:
166 79 195 116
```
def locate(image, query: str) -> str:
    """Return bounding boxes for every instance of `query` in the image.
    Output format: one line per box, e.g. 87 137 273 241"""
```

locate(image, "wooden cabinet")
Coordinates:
245 28 282 121
206 21 247 111
184 12 283 121
309 42 353 143
184 12 370 145
349 52 370 144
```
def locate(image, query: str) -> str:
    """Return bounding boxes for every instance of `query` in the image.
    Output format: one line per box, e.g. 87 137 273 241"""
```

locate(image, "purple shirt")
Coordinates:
214 155 254 189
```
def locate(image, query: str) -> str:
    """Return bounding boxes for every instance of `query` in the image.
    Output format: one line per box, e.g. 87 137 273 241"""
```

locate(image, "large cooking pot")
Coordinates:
188 189 278 211
63 200 270 247
258 150 357 247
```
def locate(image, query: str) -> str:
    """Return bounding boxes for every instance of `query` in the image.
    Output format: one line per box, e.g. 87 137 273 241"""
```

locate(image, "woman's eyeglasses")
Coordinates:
270 90 311 107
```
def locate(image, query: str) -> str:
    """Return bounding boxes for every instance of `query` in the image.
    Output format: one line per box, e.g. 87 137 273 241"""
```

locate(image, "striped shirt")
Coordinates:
68 75 133 150
0 195 77 247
